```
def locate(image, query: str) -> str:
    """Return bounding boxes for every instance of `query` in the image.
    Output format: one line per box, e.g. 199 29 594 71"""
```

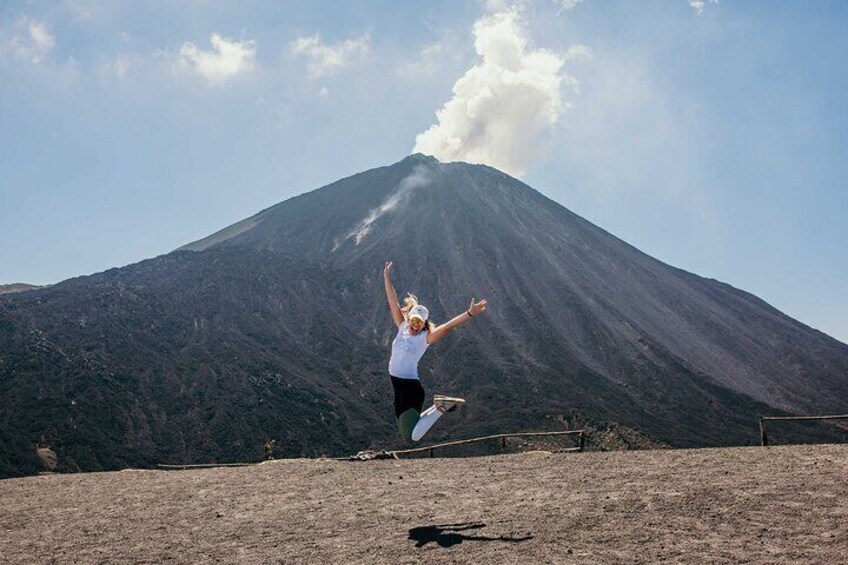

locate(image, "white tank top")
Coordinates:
388 321 430 379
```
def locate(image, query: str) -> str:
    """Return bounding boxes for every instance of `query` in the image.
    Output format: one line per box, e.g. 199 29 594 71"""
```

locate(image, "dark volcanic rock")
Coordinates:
0 284 43 295
1 154 846 477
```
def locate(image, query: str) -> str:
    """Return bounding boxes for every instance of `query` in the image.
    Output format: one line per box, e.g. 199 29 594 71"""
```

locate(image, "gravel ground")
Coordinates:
1 444 846 564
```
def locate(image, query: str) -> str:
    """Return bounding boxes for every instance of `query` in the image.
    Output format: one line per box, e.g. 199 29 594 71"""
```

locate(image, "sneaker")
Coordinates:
433 394 466 413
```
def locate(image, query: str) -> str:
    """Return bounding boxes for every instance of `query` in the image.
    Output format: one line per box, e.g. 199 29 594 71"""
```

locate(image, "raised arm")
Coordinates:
426 297 488 345
383 261 404 327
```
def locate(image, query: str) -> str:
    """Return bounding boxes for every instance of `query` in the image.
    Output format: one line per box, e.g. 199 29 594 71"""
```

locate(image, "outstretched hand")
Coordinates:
468 297 488 317
383 260 393 278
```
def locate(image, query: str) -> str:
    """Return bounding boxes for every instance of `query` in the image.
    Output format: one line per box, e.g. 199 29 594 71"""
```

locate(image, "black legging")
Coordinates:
391 376 425 441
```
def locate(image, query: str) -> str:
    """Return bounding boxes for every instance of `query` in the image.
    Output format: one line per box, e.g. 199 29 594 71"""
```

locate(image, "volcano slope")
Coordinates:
1 153 847 477
1 444 846 564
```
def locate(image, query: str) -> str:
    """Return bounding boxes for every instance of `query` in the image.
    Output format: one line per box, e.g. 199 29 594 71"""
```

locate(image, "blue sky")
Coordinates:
1 0 846 343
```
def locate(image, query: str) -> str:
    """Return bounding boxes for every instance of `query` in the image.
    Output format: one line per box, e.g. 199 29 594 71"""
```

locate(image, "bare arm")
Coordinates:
383 261 404 327
426 297 488 345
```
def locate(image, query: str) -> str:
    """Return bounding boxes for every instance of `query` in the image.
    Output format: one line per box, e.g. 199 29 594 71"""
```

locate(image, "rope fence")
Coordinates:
388 429 586 459
156 463 255 470
155 430 588 467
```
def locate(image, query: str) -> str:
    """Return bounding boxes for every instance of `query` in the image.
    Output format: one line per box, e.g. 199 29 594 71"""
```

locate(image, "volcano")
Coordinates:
2 154 846 477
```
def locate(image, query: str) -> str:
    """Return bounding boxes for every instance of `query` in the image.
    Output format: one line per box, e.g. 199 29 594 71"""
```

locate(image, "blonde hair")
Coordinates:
400 293 419 315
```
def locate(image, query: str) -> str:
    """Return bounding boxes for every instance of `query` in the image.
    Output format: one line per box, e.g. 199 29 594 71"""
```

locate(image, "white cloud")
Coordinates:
1 18 55 63
62 0 94 22
27 21 54 59
483 0 529 12
178 33 256 85
397 42 443 79
688 0 719 16
290 32 370 79
563 44 592 62
104 54 130 78
413 10 585 177
554 0 583 15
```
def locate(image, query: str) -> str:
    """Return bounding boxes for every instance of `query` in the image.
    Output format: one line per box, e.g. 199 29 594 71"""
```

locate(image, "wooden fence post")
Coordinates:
579 431 585 452
759 418 768 446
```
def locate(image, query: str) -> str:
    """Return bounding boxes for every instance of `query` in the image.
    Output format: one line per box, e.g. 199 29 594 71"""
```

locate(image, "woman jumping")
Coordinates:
383 260 488 442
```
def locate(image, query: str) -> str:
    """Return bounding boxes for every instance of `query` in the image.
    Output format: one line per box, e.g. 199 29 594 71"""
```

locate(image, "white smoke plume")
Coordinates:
334 166 432 250
413 10 581 177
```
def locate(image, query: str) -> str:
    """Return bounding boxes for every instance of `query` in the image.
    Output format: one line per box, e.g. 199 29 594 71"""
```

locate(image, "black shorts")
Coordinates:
391 376 425 418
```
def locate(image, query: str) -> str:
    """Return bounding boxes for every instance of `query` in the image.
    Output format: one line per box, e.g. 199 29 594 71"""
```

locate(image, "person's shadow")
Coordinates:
408 522 534 548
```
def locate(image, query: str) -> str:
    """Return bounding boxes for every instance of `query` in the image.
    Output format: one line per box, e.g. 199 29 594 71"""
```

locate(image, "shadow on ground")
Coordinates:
408 522 534 548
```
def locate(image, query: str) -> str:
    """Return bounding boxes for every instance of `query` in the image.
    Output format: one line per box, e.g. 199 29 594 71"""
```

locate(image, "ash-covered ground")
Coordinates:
1 444 846 564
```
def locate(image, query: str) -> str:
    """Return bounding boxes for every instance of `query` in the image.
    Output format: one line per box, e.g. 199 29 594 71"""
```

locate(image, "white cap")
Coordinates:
409 304 429 322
